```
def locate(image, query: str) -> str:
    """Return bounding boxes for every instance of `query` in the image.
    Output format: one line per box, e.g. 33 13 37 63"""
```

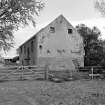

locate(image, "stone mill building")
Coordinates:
19 15 85 70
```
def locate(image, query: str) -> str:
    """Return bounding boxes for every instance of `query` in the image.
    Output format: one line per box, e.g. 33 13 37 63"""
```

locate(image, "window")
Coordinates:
68 29 72 34
31 41 34 52
50 27 55 33
39 45 43 53
47 49 51 54
39 45 43 50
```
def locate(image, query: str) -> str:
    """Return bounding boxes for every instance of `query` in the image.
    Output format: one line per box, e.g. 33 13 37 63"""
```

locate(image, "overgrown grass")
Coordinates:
0 80 104 105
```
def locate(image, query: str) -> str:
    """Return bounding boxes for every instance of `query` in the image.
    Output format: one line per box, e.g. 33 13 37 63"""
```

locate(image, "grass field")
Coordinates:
0 80 105 105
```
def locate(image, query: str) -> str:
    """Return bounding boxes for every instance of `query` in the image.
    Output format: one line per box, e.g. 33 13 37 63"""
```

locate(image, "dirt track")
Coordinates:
0 80 105 105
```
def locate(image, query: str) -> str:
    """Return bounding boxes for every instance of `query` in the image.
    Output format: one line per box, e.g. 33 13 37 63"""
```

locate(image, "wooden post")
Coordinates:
91 67 94 80
20 65 24 80
44 64 49 80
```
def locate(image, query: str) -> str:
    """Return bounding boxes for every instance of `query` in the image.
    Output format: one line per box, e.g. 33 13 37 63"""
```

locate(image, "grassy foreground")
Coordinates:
0 80 105 105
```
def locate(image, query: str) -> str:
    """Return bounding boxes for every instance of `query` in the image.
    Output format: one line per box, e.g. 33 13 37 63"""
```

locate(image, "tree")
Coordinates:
0 0 44 52
98 39 105 67
76 24 104 66
94 0 105 67
95 0 105 16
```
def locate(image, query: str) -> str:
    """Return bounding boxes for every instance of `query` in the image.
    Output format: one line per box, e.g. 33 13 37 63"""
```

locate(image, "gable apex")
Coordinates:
56 14 75 29
55 14 68 22
57 14 64 18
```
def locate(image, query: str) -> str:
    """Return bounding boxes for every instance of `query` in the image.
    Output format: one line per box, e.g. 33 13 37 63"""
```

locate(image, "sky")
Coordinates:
3 0 105 58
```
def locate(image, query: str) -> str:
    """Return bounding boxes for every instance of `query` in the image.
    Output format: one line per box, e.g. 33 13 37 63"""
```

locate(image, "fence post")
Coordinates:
91 67 94 80
20 65 24 80
44 64 49 80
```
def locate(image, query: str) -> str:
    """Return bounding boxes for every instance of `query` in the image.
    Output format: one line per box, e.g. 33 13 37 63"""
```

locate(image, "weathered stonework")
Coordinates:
19 15 85 70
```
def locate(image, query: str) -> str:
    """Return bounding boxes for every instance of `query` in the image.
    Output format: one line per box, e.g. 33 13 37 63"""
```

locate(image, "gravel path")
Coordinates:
0 80 105 105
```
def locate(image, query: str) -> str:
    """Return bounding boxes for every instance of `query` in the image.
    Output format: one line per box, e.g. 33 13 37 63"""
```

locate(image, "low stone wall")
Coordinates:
38 57 76 71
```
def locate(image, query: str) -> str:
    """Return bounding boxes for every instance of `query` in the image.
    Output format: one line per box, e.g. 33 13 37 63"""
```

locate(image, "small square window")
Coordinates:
50 27 55 33
68 29 72 34
39 45 43 50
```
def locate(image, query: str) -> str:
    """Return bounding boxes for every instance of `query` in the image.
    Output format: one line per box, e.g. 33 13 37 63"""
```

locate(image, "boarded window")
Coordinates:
68 29 72 34
50 27 55 33
39 45 43 50
47 49 51 54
